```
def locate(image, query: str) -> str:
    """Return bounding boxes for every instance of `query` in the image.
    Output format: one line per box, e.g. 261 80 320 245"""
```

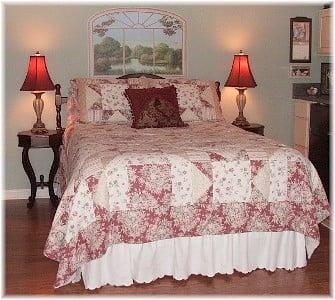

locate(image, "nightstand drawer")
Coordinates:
30 135 51 148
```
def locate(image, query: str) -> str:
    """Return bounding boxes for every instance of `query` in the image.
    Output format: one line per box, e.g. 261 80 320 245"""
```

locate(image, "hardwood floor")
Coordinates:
5 199 330 295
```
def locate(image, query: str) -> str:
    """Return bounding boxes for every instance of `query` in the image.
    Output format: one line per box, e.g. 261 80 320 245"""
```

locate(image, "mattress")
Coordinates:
44 120 329 288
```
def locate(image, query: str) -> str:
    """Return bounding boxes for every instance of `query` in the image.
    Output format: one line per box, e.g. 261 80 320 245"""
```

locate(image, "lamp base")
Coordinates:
232 88 250 128
31 92 48 135
31 124 48 135
232 117 250 127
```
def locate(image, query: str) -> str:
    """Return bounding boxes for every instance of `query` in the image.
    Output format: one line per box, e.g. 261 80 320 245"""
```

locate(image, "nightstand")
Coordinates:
17 130 63 208
235 123 264 136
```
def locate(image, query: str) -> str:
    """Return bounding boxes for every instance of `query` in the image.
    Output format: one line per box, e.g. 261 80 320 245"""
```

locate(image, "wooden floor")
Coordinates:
5 199 330 295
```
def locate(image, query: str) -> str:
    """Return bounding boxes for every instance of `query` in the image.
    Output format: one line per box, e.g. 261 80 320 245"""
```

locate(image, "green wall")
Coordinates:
5 4 326 190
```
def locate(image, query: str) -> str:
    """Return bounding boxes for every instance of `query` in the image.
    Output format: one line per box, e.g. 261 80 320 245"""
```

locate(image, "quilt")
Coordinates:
44 120 330 288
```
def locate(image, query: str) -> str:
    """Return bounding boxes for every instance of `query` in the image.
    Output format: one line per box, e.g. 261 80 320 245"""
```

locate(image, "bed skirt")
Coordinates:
69 231 318 290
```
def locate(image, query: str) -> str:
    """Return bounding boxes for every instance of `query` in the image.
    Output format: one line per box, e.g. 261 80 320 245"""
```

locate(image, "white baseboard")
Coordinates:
4 188 50 200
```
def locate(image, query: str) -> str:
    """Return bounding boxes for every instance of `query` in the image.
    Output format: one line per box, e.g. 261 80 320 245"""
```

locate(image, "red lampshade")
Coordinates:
225 50 257 88
20 51 54 92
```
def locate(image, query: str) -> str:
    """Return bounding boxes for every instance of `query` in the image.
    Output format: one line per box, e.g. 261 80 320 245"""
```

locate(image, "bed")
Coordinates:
44 74 330 290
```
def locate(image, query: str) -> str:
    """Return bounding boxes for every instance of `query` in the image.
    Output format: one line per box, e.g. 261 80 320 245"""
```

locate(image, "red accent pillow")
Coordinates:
124 86 187 129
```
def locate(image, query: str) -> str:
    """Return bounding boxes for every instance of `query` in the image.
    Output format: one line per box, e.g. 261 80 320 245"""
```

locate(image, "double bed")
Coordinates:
44 74 330 290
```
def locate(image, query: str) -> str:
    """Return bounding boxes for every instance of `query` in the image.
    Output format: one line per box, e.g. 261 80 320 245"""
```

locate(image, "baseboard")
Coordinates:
4 188 49 200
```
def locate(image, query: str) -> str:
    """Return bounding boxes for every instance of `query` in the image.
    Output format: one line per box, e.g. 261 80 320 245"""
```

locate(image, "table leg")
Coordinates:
48 146 60 208
22 147 37 209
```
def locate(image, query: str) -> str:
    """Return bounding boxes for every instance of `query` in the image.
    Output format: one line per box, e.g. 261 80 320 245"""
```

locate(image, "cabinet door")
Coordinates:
294 117 309 147
310 103 329 136
309 103 330 199
318 8 331 55
309 133 329 199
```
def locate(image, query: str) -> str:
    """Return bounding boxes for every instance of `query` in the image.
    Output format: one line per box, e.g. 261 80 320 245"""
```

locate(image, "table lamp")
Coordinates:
20 51 55 134
225 50 257 127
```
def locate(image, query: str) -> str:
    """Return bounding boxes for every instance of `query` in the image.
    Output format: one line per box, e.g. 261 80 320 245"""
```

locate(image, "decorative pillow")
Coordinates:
69 77 142 124
100 83 132 124
71 78 128 124
124 86 187 129
173 83 203 121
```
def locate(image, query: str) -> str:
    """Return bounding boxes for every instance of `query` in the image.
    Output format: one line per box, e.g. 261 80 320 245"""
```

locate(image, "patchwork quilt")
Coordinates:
44 120 330 288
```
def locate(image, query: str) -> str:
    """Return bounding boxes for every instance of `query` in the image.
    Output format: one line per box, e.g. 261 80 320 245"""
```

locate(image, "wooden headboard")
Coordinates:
117 73 164 79
54 73 221 131
54 84 68 132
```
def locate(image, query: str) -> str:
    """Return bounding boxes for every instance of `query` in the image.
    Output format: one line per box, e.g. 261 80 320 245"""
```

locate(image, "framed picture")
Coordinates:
88 8 186 77
290 65 311 77
290 17 312 63
321 63 331 95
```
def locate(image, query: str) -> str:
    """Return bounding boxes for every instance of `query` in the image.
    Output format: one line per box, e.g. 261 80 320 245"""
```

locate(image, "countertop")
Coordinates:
292 94 330 105
292 83 330 105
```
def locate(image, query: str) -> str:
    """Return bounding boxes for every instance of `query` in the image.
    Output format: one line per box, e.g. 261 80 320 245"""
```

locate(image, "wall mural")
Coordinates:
88 8 186 77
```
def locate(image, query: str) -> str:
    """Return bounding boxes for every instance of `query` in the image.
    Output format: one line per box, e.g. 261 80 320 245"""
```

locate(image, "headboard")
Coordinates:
117 73 164 79
54 73 221 131
54 84 68 132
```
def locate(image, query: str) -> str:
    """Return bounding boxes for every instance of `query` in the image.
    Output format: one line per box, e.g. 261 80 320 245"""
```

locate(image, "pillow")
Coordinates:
173 83 203 122
124 86 188 129
100 83 132 124
69 78 142 124
71 78 128 124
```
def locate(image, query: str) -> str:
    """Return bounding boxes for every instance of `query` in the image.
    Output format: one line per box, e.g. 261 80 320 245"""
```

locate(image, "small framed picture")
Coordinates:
290 65 311 77
321 63 331 95
290 17 312 63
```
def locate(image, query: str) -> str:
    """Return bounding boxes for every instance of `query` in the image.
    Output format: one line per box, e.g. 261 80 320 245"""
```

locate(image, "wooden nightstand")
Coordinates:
235 123 265 136
17 130 63 208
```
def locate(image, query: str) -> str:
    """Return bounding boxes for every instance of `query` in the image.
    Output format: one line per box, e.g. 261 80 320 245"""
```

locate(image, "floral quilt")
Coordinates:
44 120 330 288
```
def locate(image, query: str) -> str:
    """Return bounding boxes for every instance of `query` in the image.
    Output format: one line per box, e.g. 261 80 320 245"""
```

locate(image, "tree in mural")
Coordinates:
124 45 132 63
153 43 182 71
167 48 182 69
94 37 133 73
93 17 115 37
159 16 182 36
133 45 153 58
94 37 122 73
156 17 182 70
155 43 170 64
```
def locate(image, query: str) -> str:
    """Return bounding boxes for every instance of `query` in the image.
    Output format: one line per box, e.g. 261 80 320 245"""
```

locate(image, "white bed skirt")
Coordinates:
70 231 318 290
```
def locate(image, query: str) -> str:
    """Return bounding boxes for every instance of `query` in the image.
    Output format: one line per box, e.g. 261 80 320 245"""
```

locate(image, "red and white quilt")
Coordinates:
44 120 330 288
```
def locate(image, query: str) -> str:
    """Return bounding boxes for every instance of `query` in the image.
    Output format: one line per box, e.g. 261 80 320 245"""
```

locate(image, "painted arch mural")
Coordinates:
88 8 186 77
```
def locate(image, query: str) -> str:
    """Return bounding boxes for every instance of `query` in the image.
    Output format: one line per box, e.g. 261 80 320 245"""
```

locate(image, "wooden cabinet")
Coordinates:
293 100 330 199
293 100 311 156
318 8 332 55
